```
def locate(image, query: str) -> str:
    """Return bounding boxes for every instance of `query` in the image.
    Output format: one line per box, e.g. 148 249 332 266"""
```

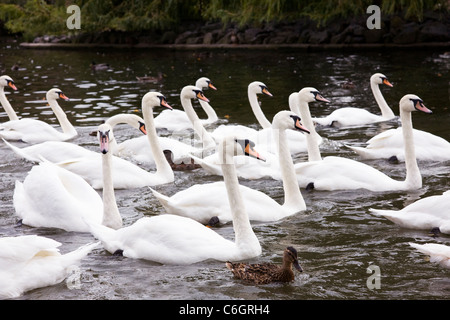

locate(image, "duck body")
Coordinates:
226 247 303 284
0 235 98 299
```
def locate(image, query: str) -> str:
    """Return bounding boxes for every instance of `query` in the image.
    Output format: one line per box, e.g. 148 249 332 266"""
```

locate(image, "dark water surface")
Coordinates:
0 43 449 300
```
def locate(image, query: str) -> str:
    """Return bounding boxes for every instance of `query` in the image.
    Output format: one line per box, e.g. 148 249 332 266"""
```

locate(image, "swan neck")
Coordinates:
0 87 19 121
101 151 123 229
220 149 258 248
274 128 306 211
181 95 215 148
298 100 322 162
248 90 271 129
400 109 421 188
48 99 77 136
142 104 174 179
198 100 218 122
371 81 395 119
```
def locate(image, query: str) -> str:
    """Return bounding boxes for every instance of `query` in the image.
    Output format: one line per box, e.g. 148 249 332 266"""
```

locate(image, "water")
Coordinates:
0 43 449 300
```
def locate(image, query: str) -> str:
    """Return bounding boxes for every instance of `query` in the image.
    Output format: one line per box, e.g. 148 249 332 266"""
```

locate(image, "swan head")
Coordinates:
298 87 330 103
272 110 310 134
97 123 114 154
0 75 17 91
371 73 393 87
400 94 432 114
46 88 69 101
219 135 265 164
142 91 172 111
249 81 272 97
284 247 303 272
195 77 217 91
181 85 210 102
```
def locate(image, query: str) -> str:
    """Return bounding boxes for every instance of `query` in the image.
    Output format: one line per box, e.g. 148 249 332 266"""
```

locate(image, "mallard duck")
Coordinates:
226 247 303 284
136 72 164 83
163 149 201 171
90 61 110 71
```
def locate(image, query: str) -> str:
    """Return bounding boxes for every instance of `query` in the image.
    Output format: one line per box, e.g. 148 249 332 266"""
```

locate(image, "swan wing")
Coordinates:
409 243 450 268
0 119 70 143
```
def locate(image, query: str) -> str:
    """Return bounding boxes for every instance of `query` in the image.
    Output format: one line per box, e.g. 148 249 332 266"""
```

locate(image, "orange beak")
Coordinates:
383 78 393 87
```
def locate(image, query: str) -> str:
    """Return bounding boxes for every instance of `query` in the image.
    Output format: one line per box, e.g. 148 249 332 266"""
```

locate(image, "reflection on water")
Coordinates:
0 44 449 300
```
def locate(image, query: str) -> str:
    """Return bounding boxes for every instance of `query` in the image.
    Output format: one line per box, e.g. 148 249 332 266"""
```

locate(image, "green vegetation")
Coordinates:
0 0 448 40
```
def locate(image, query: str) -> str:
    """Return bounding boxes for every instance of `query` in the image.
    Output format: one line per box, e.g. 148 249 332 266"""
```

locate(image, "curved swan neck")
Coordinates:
48 99 77 136
298 100 322 162
0 87 19 121
248 89 271 129
274 127 306 211
371 80 395 119
142 104 174 179
400 109 421 188
101 150 123 229
198 100 218 122
220 145 258 248
181 95 216 148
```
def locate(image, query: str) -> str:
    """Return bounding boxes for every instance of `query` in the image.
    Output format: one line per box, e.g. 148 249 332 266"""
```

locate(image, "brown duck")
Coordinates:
226 247 303 284
163 149 201 171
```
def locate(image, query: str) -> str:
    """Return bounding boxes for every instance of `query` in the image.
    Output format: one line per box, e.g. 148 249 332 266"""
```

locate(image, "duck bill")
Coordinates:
197 91 210 103
8 82 17 91
262 87 273 97
294 260 303 272
294 118 310 134
245 144 266 162
383 78 393 87
415 101 432 114
59 93 70 101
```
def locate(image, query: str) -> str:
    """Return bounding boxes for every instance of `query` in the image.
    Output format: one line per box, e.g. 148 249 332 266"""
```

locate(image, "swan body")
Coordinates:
0 75 19 121
347 127 450 162
89 136 263 264
370 190 450 234
295 92 432 191
13 123 125 231
151 111 309 224
52 92 174 189
409 242 450 269
312 73 395 127
153 77 218 131
2 113 146 164
0 88 77 143
117 85 214 165
0 235 99 299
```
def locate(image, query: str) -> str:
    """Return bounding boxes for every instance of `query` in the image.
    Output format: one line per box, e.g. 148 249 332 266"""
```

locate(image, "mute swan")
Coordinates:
154 77 218 131
3 113 147 163
211 81 273 142
0 235 99 299
226 246 303 284
294 93 432 191
0 88 78 143
117 85 214 165
0 75 19 121
151 111 309 225
346 127 450 162
13 123 124 231
88 136 263 264
370 190 450 234
409 242 450 269
53 92 174 189
312 73 395 127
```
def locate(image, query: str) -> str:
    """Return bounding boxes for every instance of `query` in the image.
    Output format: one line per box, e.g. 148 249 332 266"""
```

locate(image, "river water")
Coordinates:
0 43 449 300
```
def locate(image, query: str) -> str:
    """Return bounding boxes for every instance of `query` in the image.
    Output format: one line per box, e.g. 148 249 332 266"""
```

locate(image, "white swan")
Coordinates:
346 126 450 162
312 73 395 127
13 123 124 231
88 136 263 264
0 88 77 143
153 77 218 131
409 242 450 269
3 113 147 163
370 190 450 234
117 85 215 165
0 75 19 121
0 235 99 299
52 92 174 189
211 81 273 142
294 92 432 191
151 111 309 225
